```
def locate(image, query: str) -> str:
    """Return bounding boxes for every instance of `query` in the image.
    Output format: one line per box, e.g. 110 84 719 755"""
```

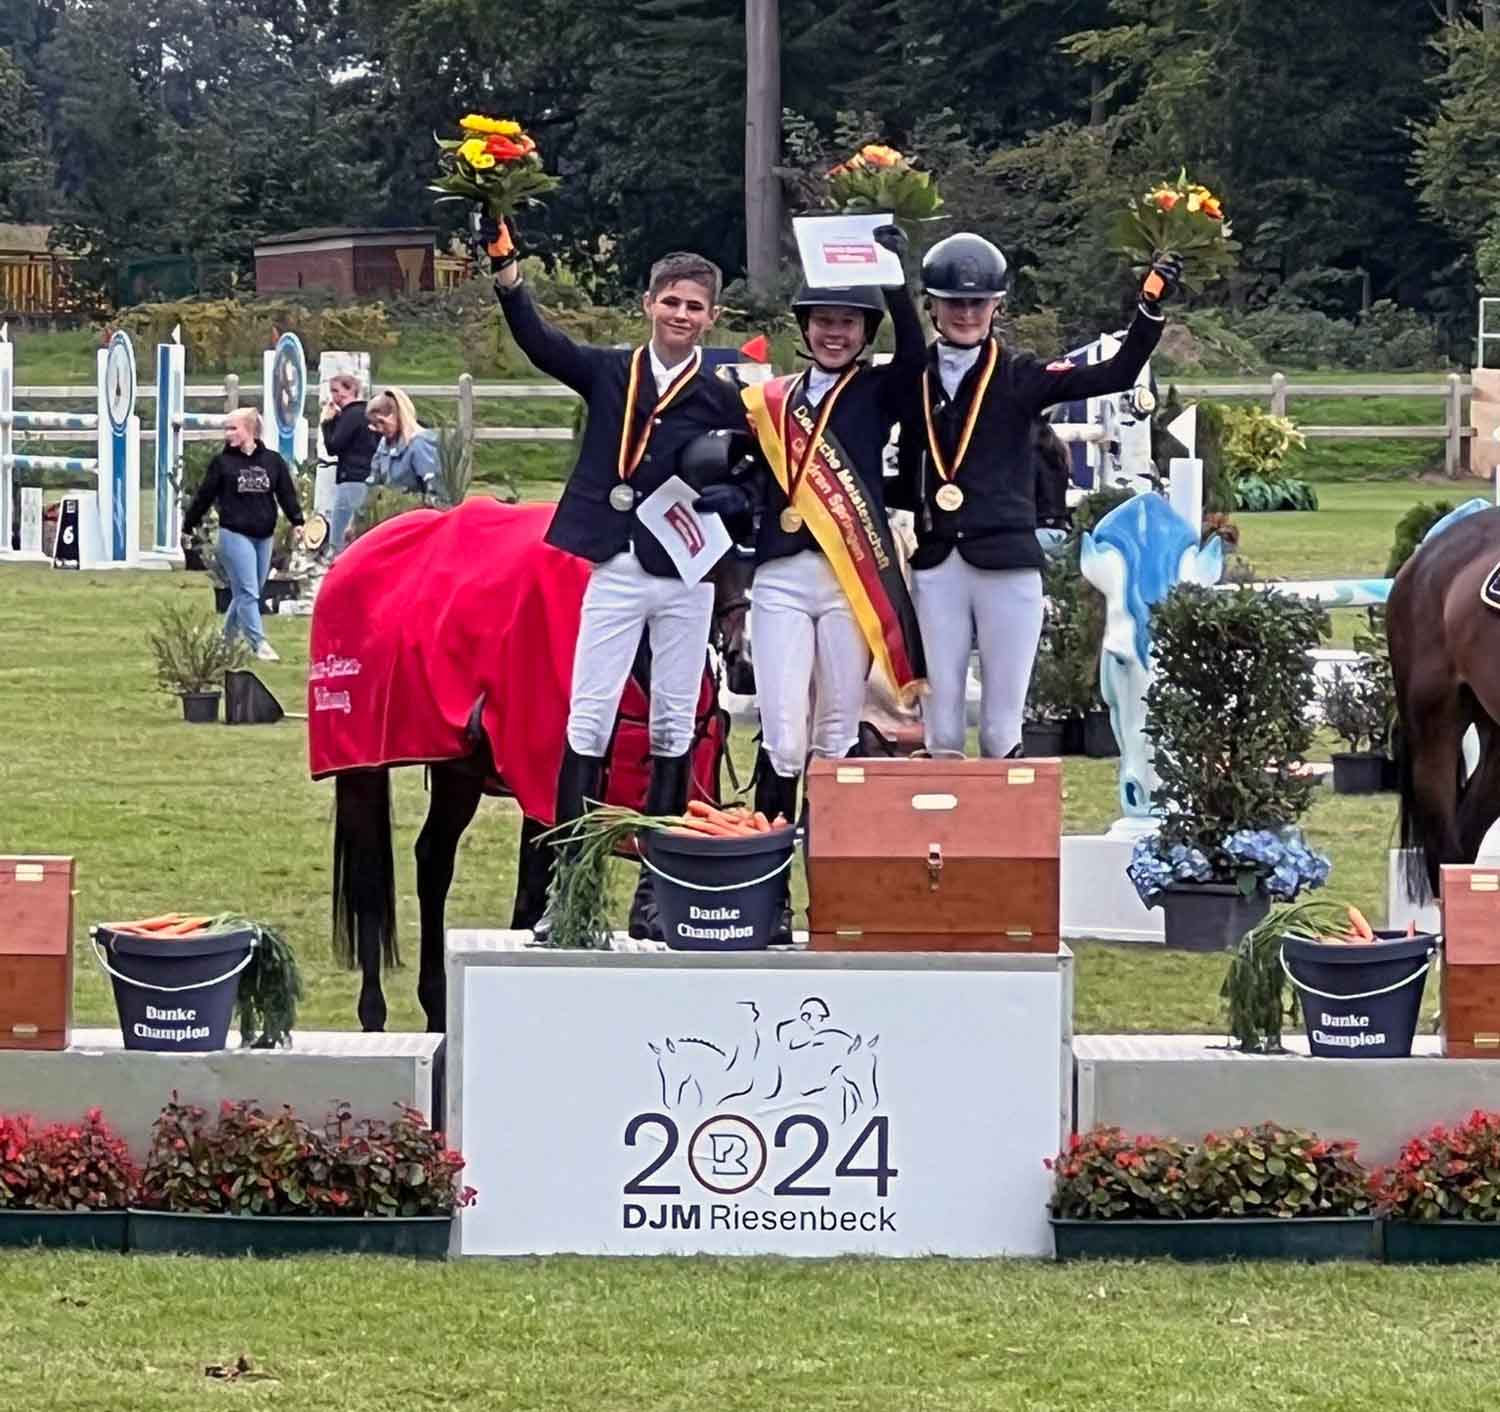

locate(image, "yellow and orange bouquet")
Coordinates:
825 143 943 223
430 113 560 221
1110 169 1240 291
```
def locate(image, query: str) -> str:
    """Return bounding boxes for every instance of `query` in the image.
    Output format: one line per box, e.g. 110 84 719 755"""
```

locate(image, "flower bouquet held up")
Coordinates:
430 114 560 225
1108 170 1240 293
825 144 943 225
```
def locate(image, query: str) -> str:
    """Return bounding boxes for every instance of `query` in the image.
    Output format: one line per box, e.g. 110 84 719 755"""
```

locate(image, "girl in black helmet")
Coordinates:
693 224 927 940
894 232 1181 758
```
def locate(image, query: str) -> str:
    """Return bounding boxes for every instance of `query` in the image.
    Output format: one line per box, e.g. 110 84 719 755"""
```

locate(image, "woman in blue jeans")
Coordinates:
180 408 304 662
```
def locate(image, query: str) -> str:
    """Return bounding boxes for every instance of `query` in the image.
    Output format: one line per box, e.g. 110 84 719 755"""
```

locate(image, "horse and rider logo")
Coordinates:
648 998 881 1127
1483 561 1500 612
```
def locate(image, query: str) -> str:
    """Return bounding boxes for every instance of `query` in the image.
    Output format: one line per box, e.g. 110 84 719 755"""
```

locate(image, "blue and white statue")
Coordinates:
1079 492 1223 819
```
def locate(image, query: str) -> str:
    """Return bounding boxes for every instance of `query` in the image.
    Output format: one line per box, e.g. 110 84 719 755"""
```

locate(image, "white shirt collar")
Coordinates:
936 341 983 401
649 345 696 396
804 365 842 407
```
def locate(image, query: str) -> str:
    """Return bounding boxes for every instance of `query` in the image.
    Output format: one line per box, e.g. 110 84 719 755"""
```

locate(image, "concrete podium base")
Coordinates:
1061 834 1164 942
1074 1033 1500 1166
0 1029 444 1156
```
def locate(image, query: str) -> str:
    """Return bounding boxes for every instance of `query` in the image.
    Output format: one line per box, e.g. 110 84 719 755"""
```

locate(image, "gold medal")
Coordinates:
779 507 804 533
609 484 636 512
922 338 998 510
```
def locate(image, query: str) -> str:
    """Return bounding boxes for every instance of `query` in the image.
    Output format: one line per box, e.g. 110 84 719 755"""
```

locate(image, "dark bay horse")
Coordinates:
1389 504 1500 901
314 502 754 1033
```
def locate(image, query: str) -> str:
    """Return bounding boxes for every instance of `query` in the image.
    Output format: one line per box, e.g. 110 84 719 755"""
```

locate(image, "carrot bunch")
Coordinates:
668 800 791 840
1319 906 1415 944
105 912 218 938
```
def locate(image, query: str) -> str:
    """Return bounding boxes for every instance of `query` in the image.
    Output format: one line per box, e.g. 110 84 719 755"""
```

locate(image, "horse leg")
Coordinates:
333 770 399 1033
1457 723 1500 864
414 763 484 1034
511 815 554 931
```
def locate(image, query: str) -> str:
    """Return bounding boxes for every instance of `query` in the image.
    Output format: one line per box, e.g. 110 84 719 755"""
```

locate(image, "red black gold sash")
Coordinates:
618 346 702 480
743 374 926 701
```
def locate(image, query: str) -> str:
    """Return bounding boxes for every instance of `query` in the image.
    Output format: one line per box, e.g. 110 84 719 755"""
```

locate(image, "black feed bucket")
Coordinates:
1281 930 1437 1058
92 926 257 1052
642 829 797 951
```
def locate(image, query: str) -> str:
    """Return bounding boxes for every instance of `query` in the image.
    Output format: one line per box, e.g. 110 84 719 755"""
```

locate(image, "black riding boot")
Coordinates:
755 748 801 946
532 744 604 944
628 750 693 942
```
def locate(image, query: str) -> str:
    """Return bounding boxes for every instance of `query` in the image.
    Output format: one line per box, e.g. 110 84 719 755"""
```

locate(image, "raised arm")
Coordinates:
493 281 599 397
1016 254 1181 414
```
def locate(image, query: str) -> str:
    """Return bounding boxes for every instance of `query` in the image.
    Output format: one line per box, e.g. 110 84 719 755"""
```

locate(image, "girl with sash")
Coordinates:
896 232 1182 758
694 224 926 942
489 221 744 941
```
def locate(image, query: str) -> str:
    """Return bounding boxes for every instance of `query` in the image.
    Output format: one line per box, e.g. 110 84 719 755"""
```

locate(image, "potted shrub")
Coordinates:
1127 585 1332 950
1376 1111 1500 1263
147 602 249 723
1050 1122 1377 1262
1027 544 1091 755
129 1099 475 1257
1021 638 1073 757
1322 661 1391 795
0 1109 136 1251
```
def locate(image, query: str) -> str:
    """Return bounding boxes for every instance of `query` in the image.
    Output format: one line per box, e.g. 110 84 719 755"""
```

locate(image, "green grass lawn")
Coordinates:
0 498 1409 1040
3 1252 1500 1411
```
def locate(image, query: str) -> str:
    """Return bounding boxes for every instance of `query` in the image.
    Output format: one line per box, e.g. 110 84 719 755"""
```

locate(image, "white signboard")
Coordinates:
635 475 732 585
457 963 1063 1257
793 213 902 289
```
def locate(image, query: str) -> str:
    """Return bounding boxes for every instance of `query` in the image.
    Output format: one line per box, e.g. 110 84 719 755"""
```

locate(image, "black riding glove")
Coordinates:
873 222 908 261
692 484 752 519
475 216 519 273
1139 252 1183 316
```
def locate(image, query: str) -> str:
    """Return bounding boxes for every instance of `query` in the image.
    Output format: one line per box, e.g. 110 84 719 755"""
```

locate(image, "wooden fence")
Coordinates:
13 371 1477 471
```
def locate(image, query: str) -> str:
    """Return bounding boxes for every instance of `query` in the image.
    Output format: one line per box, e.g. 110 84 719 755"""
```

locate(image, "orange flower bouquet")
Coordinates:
825 143 943 223
430 113 560 221
1109 170 1240 291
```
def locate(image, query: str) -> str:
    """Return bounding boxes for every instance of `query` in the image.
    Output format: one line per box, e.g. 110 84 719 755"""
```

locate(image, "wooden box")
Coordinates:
805 758 1060 952
0 856 75 1051
1440 863 1500 1058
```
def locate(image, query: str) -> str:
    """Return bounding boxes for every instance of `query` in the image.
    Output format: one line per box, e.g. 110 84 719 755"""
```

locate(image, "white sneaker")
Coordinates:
254 640 281 663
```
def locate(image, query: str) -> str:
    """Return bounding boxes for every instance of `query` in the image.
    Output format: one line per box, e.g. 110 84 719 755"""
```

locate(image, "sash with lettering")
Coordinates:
743 373 926 701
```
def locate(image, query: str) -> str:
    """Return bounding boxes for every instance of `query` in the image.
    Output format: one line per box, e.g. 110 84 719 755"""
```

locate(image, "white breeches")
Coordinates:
912 555 1043 759
567 550 713 758
751 551 872 778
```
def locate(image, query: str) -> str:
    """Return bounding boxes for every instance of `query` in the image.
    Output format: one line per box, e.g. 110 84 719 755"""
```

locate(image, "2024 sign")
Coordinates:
623 1111 897 1199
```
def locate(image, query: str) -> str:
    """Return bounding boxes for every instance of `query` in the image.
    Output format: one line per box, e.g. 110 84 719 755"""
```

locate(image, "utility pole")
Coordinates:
744 0 782 296
1485 0 1499 32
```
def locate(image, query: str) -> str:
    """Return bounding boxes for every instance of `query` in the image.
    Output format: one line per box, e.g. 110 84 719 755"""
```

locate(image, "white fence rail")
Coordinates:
15 371 1475 472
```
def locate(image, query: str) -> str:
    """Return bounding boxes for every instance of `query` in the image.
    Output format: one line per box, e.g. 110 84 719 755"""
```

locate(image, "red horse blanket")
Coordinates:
306 499 725 824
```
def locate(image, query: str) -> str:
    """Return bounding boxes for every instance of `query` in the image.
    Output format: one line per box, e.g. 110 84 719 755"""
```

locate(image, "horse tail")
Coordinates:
1394 716 1443 904
332 769 400 970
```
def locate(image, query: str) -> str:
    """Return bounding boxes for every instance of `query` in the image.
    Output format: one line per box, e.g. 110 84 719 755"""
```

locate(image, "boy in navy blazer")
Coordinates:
491 223 744 940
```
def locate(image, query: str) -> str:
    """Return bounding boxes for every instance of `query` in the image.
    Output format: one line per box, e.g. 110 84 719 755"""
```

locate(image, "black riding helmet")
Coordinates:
792 282 886 352
920 233 1008 299
678 427 757 491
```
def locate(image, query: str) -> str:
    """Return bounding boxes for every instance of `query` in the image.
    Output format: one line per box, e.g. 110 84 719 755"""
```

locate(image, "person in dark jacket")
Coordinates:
181 408 304 662
893 233 1181 758
1034 420 1073 532
692 226 926 942
320 374 378 552
487 218 744 941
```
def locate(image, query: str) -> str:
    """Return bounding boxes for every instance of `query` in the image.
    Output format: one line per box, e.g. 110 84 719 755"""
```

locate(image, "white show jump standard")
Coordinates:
150 328 308 558
0 323 141 568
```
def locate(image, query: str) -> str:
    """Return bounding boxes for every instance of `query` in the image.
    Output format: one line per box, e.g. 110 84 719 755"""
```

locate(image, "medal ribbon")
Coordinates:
617 346 703 480
921 338 999 483
779 365 860 510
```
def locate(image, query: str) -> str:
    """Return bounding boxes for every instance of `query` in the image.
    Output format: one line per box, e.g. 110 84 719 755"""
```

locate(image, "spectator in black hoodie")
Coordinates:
181 408 304 662
320 373 379 552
